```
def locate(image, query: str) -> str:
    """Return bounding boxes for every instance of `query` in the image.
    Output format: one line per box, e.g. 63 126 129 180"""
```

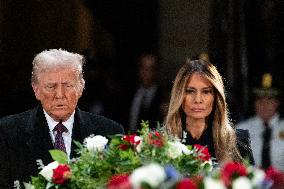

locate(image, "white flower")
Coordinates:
39 161 59 181
168 141 183 159
84 135 108 152
232 177 252 189
179 142 192 155
130 163 166 189
167 141 192 159
135 136 143 153
133 135 141 143
251 169 265 186
204 177 226 189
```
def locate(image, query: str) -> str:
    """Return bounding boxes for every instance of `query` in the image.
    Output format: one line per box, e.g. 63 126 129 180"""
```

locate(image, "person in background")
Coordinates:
0 49 124 188
165 58 254 166
128 53 164 133
237 73 284 170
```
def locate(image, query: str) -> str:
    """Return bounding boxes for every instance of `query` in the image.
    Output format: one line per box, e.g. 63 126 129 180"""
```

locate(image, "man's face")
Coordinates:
255 97 279 121
139 56 156 88
32 68 83 121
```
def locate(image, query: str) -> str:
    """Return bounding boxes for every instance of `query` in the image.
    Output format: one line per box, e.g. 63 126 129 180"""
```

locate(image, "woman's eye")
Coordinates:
185 89 195 93
203 89 213 94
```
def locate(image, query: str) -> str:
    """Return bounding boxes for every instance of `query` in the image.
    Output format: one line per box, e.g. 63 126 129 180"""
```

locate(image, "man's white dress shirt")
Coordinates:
44 110 74 159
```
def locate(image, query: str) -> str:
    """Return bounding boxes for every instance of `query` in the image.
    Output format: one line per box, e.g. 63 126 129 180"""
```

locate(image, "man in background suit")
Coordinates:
128 53 164 133
0 49 124 188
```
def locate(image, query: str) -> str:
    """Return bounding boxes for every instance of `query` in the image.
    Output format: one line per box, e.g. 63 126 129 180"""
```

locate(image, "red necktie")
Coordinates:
53 122 68 153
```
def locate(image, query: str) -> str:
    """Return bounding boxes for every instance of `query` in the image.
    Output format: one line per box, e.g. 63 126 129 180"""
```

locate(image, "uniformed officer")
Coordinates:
237 73 284 170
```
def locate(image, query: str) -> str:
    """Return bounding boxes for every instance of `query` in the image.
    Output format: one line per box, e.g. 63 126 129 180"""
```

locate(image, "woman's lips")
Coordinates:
191 108 204 112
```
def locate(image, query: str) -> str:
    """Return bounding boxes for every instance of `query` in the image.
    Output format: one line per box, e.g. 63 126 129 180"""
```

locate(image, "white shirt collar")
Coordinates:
270 113 280 127
256 113 280 128
43 110 75 132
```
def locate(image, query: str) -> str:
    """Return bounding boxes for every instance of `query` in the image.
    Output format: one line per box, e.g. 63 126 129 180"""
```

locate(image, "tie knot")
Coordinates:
54 122 68 134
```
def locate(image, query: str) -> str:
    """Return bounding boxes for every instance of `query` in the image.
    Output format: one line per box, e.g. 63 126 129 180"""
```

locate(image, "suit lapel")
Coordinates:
70 108 85 158
70 108 101 158
26 107 54 164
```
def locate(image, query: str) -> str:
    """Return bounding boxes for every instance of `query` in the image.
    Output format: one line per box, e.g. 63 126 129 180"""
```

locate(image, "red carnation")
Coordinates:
221 162 248 186
52 164 71 185
176 178 198 189
118 144 130 150
266 167 284 189
148 131 164 147
119 134 141 151
107 173 131 189
122 134 141 145
194 144 211 161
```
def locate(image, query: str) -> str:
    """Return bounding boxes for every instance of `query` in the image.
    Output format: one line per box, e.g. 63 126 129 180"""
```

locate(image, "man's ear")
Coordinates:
78 86 84 98
32 83 40 100
77 82 84 98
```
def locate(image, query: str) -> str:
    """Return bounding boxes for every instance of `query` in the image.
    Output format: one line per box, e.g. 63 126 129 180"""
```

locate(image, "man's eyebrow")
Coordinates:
45 82 56 84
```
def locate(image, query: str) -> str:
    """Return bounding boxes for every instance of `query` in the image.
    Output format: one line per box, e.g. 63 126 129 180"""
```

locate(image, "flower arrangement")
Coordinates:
24 121 284 189
105 162 284 189
24 121 212 189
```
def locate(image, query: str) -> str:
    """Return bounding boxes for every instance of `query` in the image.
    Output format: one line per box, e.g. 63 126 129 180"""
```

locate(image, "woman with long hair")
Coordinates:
165 59 253 164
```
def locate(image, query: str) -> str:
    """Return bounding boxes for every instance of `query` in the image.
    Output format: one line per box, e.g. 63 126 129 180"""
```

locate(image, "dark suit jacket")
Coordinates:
0 106 124 188
129 86 164 133
236 129 255 165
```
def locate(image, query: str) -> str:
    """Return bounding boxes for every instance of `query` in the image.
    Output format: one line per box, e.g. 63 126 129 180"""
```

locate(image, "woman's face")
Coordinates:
182 73 215 120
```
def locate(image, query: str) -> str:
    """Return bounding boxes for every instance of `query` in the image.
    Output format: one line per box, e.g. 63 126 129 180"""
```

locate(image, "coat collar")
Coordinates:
70 108 85 158
25 106 86 162
25 106 54 164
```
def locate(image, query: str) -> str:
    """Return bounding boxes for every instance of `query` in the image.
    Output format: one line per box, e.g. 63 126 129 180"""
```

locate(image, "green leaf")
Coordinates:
46 182 55 189
23 182 35 189
49 149 68 164
109 136 122 145
31 176 46 189
203 162 212 172
73 140 83 149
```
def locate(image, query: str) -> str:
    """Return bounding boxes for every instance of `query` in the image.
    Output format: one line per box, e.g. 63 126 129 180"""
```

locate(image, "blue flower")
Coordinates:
165 164 179 180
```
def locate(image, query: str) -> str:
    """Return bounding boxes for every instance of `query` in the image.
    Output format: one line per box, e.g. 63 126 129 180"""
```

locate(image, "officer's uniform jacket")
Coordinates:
237 113 284 170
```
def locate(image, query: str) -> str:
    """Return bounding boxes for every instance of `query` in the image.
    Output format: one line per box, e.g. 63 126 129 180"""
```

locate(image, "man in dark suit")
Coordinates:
128 53 165 133
0 49 124 188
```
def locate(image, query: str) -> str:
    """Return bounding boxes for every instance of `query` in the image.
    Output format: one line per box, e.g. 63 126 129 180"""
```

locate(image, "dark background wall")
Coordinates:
0 0 96 117
0 0 282 124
